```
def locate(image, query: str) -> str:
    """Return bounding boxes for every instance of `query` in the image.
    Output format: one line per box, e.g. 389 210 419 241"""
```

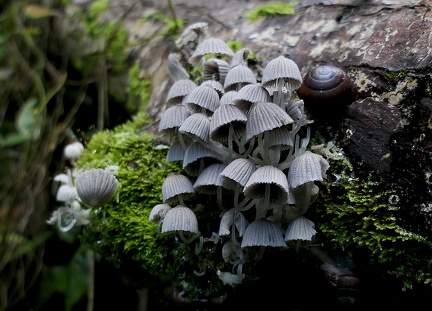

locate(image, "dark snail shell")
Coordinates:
297 65 353 118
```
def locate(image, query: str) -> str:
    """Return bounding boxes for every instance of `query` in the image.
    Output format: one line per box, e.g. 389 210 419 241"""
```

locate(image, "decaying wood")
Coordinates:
82 0 432 305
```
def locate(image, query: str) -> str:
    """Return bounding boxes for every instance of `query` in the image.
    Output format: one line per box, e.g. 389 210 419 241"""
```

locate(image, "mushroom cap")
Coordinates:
183 142 222 176
284 215 317 242
184 84 220 114
166 140 187 162
220 158 257 189
219 91 238 105
246 101 294 141
243 165 289 204
288 151 330 189
189 37 234 65
261 55 303 93
233 83 271 112
159 104 191 134
200 79 225 98
179 112 211 143
223 65 257 92
203 58 230 85
266 126 293 150
241 218 286 248
193 163 227 194
149 203 172 223
162 174 195 205
75 168 119 206
209 104 247 143
176 22 209 48
161 205 199 234
166 79 197 106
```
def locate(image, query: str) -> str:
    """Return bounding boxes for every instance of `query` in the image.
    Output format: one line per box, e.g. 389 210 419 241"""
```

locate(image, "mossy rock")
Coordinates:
76 112 230 300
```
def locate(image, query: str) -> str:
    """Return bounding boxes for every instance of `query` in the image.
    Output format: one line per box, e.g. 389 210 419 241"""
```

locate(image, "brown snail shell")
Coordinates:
297 65 353 118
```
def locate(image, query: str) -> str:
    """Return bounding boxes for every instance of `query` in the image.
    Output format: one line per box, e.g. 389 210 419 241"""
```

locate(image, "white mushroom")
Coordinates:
75 168 118 206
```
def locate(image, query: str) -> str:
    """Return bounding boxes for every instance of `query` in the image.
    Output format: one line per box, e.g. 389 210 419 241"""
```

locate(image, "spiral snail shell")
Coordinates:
297 65 353 118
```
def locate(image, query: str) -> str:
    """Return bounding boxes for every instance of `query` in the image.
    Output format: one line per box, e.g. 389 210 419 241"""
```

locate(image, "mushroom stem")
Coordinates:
179 230 199 244
178 131 188 151
217 186 224 211
57 213 77 232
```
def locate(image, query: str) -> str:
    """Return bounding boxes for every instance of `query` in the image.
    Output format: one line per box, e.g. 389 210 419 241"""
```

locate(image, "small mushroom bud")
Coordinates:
297 65 354 119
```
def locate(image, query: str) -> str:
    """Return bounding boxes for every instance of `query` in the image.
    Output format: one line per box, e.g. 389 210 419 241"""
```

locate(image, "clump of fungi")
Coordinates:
151 22 343 294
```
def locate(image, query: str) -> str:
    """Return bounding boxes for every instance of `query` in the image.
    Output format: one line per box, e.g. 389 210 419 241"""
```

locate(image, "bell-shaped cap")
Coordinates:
161 205 199 234
219 91 238 105
246 101 294 141
244 165 289 204
159 104 191 134
75 168 119 206
166 79 197 106
179 112 210 143
284 215 317 242
176 22 209 48
189 37 234 65
162 174 195 205
210 104 247 143
233 83 271 112
288 151 330 189
183 142 222 176
220 158 257 189
200 80 225 98
184 84 220 114
204 58 230 85
241 218 286 247
224 65 257 92
149 203 172 223
193 163 227 194
266 126 293 150
261 55 302 94
166 140 187 162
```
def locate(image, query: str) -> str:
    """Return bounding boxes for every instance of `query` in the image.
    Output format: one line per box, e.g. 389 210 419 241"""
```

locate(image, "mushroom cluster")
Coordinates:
151 23 330 288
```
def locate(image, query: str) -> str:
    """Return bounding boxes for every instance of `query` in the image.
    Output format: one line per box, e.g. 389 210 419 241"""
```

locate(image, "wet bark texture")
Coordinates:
94 0 432 307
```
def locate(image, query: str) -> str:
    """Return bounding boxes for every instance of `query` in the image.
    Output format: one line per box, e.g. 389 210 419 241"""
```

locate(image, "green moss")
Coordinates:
385 69 411 81
76 113 230 298
311 149 432 291
246 2 298 22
